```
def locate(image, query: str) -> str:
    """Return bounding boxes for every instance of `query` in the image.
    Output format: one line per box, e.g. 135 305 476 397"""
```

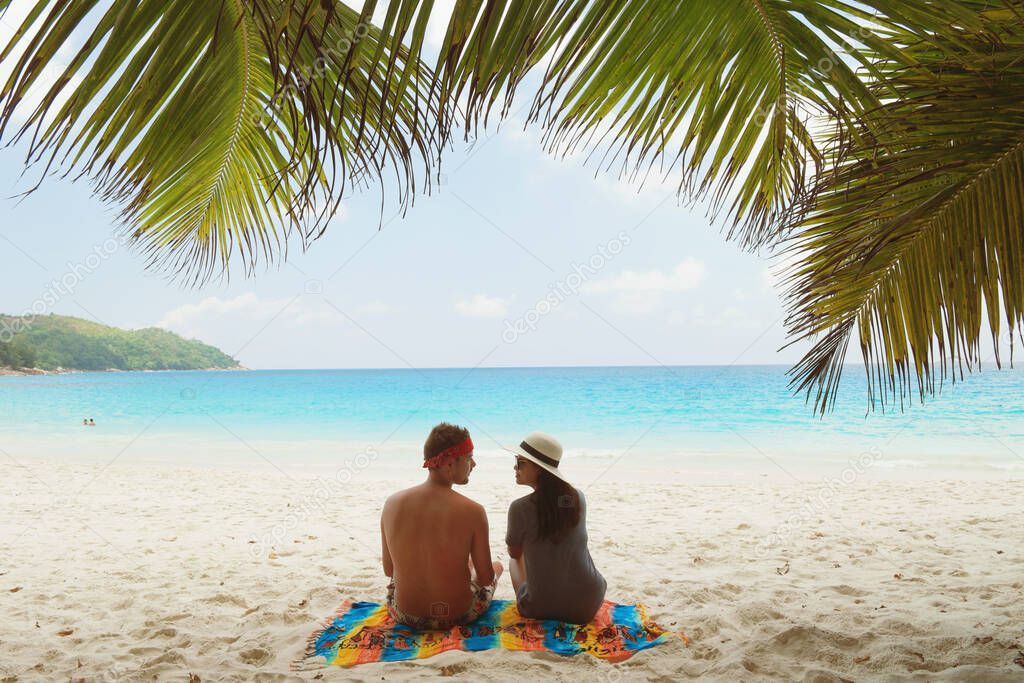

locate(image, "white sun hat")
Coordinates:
508 431 569 482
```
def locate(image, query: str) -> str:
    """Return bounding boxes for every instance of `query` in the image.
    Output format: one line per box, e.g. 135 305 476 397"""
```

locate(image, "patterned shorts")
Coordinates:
386 577 497 631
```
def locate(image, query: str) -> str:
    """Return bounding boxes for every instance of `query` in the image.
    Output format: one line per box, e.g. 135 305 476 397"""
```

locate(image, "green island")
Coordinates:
0 314 240 373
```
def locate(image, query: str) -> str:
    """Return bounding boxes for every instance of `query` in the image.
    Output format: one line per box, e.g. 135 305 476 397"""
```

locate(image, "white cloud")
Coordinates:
157 293 346 339
356 300 397 316
668 304 766 331
581 259 706 316
504 105 690 206
733 286 751 302
592 166 687 206
667 303 778 331
606 292 662 316
584 258 706 294
500 113 541 146
159 293 276 332
499 112 684 206
455 294 511 318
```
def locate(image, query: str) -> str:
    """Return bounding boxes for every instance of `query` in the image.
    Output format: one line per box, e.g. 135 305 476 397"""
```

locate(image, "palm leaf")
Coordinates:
0 1 992 278
783 5 1024 414
366 0 986 248
0 0 441 282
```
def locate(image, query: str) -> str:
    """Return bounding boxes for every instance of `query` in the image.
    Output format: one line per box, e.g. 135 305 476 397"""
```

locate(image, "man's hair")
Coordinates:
424 422 470 461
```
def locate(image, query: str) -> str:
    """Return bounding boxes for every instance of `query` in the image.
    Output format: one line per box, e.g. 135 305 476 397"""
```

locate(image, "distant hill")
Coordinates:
0 314 240 372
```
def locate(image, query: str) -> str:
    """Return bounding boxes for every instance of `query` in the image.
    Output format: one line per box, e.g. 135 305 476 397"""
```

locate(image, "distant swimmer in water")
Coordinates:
87 418 96 426
82 419 88 426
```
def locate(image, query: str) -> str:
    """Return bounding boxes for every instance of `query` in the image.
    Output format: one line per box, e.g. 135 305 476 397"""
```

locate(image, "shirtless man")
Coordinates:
380 422 503 629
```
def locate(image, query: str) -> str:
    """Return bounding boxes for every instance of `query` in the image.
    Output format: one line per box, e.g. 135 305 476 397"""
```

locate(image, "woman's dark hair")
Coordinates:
530 467 580 542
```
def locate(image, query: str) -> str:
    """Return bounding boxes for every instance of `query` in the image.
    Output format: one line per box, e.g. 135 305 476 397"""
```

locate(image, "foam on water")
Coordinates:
2 365 1023 477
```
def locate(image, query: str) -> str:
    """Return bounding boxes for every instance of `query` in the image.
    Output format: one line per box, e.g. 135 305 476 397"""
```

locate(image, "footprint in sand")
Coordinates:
239 647 271 666
439 663 469 676
201 593 248 609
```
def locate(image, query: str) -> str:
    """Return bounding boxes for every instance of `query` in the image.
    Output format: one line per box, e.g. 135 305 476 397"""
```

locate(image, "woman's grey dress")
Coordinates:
505 488 607 624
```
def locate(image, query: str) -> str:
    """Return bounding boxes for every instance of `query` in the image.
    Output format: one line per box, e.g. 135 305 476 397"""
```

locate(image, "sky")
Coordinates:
0 2 820 371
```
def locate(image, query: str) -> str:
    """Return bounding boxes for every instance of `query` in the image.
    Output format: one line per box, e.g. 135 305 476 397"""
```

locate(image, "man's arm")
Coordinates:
380 512 394 578
469 504 496 585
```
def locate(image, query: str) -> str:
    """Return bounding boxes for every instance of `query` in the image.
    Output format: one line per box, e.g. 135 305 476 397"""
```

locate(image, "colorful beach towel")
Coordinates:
294 599 682 669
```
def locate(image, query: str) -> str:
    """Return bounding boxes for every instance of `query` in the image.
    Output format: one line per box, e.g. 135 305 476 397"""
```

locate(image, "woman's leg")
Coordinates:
509 554 527 595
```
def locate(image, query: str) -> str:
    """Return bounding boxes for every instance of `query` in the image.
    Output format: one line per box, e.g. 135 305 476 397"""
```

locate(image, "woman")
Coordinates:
505 431 606 624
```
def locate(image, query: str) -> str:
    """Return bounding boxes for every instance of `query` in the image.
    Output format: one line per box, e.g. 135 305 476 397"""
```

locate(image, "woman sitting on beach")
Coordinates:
506 432 606 624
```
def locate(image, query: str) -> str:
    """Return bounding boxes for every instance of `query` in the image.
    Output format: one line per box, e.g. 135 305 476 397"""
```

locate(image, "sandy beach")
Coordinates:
2 456 1023 682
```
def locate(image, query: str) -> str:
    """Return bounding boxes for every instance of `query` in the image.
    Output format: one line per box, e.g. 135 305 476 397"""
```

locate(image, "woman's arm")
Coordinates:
508 549 526 595
505 501 525 560
506 503 525 593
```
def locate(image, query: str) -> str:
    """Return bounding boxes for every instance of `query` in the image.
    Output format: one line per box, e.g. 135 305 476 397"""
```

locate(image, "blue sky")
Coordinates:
0 2 813 371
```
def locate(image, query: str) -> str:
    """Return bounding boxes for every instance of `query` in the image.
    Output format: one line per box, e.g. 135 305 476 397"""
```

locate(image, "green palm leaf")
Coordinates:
784 6 1024 413
0 1 990 277
0 0 440 282
369 0 984 247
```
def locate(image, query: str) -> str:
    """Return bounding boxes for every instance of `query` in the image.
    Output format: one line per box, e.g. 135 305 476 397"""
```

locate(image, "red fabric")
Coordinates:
422 437 474 469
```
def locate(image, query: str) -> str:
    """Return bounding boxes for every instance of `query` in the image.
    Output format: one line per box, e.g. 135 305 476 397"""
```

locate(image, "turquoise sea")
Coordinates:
2 365 1023 474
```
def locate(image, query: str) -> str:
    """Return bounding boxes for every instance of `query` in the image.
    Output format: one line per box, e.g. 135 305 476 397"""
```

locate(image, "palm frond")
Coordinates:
784 5 1024 414
0 0 441 283
367 0 987 248
0 1 995 280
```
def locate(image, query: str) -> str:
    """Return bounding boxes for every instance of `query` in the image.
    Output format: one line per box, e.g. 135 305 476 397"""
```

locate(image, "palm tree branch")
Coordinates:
784 17 1024 413
363 0 993 251
0 0 442 282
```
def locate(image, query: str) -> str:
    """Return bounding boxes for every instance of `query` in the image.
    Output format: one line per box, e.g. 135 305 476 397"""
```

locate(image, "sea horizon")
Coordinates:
4 365 1022 479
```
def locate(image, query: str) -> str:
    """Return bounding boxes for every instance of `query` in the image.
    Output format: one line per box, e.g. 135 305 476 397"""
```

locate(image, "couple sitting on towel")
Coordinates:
380 422 607 630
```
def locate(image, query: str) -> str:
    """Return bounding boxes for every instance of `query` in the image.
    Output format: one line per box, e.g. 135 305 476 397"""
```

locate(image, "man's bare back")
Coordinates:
381 483 495 619
380 424 502 625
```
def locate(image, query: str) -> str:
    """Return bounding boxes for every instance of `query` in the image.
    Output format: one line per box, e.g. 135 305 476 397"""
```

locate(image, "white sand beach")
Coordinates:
2 456 1023 681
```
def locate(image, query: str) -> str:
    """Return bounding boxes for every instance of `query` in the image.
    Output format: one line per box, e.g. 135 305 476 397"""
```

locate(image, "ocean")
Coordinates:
2 365 1023 476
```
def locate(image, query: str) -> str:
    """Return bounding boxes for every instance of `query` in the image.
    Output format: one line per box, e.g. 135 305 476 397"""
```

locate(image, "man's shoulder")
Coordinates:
451 489 487 515
388 486 483 511
384 486 410 503
382 484 421 509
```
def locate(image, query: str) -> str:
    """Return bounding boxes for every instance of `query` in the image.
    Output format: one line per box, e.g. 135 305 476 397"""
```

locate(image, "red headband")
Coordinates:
423 436 474 469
